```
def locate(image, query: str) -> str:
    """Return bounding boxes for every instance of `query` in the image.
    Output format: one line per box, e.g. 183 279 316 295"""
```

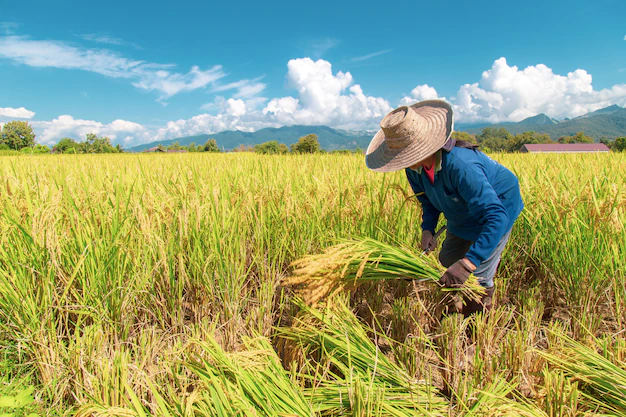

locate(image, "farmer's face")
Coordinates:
409 154 436 170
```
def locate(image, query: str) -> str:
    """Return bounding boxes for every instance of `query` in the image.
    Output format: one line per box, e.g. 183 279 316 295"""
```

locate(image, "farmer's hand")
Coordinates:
439 258 476 288
420 230 437 253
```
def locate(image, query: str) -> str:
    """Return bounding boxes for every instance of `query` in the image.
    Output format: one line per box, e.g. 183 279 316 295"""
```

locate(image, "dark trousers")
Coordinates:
438 229 512 288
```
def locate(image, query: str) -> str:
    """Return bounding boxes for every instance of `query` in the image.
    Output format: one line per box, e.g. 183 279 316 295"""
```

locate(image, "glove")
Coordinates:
439 258 476 288
420 230 437 253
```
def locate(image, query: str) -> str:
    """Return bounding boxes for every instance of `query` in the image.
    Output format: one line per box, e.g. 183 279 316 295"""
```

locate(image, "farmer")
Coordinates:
365 100 524 316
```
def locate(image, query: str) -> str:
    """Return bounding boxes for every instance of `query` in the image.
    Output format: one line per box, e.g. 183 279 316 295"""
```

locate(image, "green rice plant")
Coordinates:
284 237 485 306
186 336 314 416
279 297 448 417
455 377 547 417
539 329 626 416
0 152 625 415
539 368 581 417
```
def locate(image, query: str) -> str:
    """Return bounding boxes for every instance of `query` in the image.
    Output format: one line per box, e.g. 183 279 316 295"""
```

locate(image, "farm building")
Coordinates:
520 143 610 153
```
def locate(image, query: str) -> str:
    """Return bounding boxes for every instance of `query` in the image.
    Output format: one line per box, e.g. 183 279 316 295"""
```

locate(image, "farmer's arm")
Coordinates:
405 169 441 234
451 163 509 268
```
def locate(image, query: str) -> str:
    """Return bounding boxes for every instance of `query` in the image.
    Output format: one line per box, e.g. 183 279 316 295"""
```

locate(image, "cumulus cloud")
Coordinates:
32 115 151 145
403 58 626 124
25 56 626 147
449 58 626 123
0 106 35 119
158 58 392 141
399 84 441 106
0 35 226 101
262 58 392 129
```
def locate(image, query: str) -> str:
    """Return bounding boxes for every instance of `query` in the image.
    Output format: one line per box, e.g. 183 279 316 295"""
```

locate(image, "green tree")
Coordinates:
82 133 119 153
254 140 288 154
476 127 512 152
451 131 477 143
507 131 553 152
1 121 36 150
558 131 593 144
612 137 626 152
53 138 80 154
291 134 320 154
167 141 183 151
202 139 220 153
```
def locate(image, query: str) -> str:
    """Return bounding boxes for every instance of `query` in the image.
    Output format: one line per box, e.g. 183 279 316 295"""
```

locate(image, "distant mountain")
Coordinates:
462 106 626 139
574 104 622 119
129 105 626 152
516 114 560 127
129 125 375 152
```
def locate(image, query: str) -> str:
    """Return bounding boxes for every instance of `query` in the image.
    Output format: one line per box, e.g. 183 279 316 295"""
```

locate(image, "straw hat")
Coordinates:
365 100 454 172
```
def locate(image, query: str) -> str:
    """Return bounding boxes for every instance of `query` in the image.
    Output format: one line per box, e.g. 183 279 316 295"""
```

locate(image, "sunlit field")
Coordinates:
1 152 625 416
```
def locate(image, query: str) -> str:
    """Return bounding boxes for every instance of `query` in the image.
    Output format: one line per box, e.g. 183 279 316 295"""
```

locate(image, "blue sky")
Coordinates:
1 0 625 147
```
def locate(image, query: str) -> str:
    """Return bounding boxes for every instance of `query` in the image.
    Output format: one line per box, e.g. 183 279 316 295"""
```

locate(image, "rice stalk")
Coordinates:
284 237 485 306
539 330 626 416
278 297 449 416
187 335 315 416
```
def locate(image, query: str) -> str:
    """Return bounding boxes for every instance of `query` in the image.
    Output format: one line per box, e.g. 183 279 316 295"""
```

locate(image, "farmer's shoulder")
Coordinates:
444 147 483 170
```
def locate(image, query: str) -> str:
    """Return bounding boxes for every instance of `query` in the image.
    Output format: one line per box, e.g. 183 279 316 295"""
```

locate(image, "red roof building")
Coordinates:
520 143 610 153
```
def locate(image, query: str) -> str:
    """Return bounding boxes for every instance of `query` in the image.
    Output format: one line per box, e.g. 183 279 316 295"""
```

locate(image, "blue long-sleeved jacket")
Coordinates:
405 147 524 267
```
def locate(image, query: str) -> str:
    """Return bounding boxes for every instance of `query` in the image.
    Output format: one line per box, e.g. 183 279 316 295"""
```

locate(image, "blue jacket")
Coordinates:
405 147 524 267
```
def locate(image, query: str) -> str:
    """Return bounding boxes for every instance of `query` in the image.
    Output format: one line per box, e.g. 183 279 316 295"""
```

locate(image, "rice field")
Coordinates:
0 152 625 416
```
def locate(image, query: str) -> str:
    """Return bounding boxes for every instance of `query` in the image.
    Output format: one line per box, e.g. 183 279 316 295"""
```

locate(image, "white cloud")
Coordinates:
448 57 626 123
0 35 226 101
155 113 261 140
402 58 626 124
32 115 151 145
79 33 141 49
132 65 225 101
235 82 266 98
157 58 392 141
262 58 391 129
210 77 266 99
225 98 246 117
399 84 441 106
0 106 35 119
351 49 392 62
23 56 626 148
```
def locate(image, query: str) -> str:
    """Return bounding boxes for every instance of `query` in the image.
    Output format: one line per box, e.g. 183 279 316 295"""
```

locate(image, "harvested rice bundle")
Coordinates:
279 298 449 417
284 237 485 306
539 330 626 415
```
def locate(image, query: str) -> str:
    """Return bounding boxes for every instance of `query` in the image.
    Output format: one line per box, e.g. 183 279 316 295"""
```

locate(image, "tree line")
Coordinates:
2 120 626 154
453 128 626 152
0 121 123 154
156 134 329 154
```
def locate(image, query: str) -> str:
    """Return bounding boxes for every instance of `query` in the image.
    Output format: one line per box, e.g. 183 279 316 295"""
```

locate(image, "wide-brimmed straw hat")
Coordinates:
365 100 454 172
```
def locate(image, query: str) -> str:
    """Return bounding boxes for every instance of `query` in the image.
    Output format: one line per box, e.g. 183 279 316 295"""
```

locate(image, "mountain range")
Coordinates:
129 125 375 152
458 105 626 138
128 105 626 152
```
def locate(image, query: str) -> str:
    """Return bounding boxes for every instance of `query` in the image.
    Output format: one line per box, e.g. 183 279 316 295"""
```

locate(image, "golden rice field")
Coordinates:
1 152 625 416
